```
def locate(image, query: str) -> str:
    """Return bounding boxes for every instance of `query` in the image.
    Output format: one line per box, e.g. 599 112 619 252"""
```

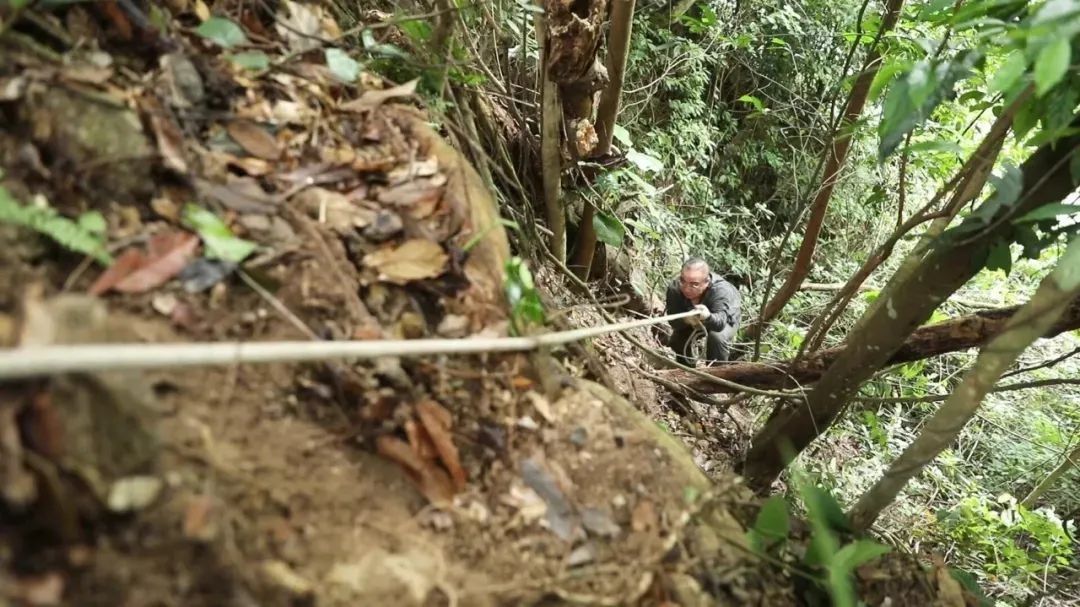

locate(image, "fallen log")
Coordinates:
662 297 1080 393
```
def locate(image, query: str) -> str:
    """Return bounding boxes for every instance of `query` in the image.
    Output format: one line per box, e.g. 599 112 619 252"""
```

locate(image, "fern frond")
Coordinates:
0 185 113 265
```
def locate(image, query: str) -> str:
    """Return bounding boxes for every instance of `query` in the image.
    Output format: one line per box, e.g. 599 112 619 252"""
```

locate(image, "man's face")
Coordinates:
679 266 709 300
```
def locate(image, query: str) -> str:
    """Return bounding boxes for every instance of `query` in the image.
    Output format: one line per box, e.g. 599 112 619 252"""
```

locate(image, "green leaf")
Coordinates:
325 48 360 83
1016 202 1080 223
361 29 410 60
504 257 545 333
985 239 1012 275
904 140 963 154
227 51 270 71
737 94 765 112
878 51 981 160
868 59 910 102
181 204 257 263
0 186 112 265
753 496 790 542
1052 235 1080 291
399 18 433 42
832 540 891 572
196 17 248 48
626 149 664 172
78 210 107 236
1034 38 1071 97
989 50 1027 94
593 211 626 247
804 486 852 533
612 124 632 147
949 568 993 607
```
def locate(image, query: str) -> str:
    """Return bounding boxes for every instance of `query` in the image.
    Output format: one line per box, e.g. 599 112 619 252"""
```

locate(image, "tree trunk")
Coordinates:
849 240 1080 530
536 10 566 261
663 296 1080 392
739 119 1080 491
570 200 598 279
1020 441 1080 509
571 0 636 279
593 0 636 157
747 0 906 337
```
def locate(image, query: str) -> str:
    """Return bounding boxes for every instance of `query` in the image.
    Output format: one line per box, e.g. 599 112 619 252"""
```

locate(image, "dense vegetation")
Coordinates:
2 0 1079 604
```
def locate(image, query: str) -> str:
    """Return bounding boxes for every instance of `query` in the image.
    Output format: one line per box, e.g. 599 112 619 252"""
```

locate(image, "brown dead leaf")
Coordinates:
631 500 658 533
194 178 277 213
147 104 188 173
60 65 114 85
12 571 64 606
418 399 452 428
194 0 210 21
227 121 281 160
405 419 438 461
113 232 199 293
525 391 553 422
386 157 440 184
89 248 145 296
230 156 273 176
151 194 182 221
275 0 327 54
416 400 466 491
183 494 220 542
375 435 455 505
97 0 133 40
934 565 966 607
296 187 374 233
376 176 445 219
363 239 448 284
340 79 419 112
25 390 64 460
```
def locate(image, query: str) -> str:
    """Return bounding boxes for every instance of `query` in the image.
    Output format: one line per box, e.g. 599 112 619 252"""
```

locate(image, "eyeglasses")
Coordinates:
679 277 707 289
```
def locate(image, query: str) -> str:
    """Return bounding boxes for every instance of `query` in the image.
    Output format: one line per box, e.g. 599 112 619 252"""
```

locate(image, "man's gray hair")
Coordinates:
682 257 710 272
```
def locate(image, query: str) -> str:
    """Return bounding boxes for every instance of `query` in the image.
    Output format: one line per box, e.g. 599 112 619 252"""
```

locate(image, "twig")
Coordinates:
1003 346 1080 379
855 378 1080 404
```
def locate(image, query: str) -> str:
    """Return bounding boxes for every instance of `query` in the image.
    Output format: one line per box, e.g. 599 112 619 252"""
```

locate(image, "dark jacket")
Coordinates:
665 273 741 333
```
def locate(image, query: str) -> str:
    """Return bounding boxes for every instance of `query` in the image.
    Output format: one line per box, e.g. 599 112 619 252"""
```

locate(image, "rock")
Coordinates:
581 507 620 538
106 475 163 513
569 426 588 447
25 89 154 201
327 547 439 606
18 295 160 510
665 573 710 607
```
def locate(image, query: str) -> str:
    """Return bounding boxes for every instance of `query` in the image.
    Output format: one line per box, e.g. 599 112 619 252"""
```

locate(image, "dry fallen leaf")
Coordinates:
376 175 445 219
416 400 466 491
227 120 281 160
146 102 188 173
404 419 438 461
275 0 326 53
375 435 455 505
183 494 220 542
13 572 64 606
296 187 373 233
194 178 277 213
340 79 419 112
112 232 200 294
89 248 145 296
631 500 658 533
363 239 448 284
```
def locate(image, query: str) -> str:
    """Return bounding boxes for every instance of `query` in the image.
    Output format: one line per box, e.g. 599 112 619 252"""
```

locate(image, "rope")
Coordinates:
0 309 708 380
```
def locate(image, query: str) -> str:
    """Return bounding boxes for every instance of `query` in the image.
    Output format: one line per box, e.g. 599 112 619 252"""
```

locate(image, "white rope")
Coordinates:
0 309 707 379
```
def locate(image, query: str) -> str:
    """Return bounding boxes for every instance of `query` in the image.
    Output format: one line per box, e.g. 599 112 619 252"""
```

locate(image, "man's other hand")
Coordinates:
693 304 710 320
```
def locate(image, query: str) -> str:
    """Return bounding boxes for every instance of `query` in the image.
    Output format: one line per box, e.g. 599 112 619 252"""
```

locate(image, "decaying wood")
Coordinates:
665 297 1080 393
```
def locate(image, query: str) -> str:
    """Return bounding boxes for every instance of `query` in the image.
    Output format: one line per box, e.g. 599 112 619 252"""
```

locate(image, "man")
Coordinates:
664 257 741 366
